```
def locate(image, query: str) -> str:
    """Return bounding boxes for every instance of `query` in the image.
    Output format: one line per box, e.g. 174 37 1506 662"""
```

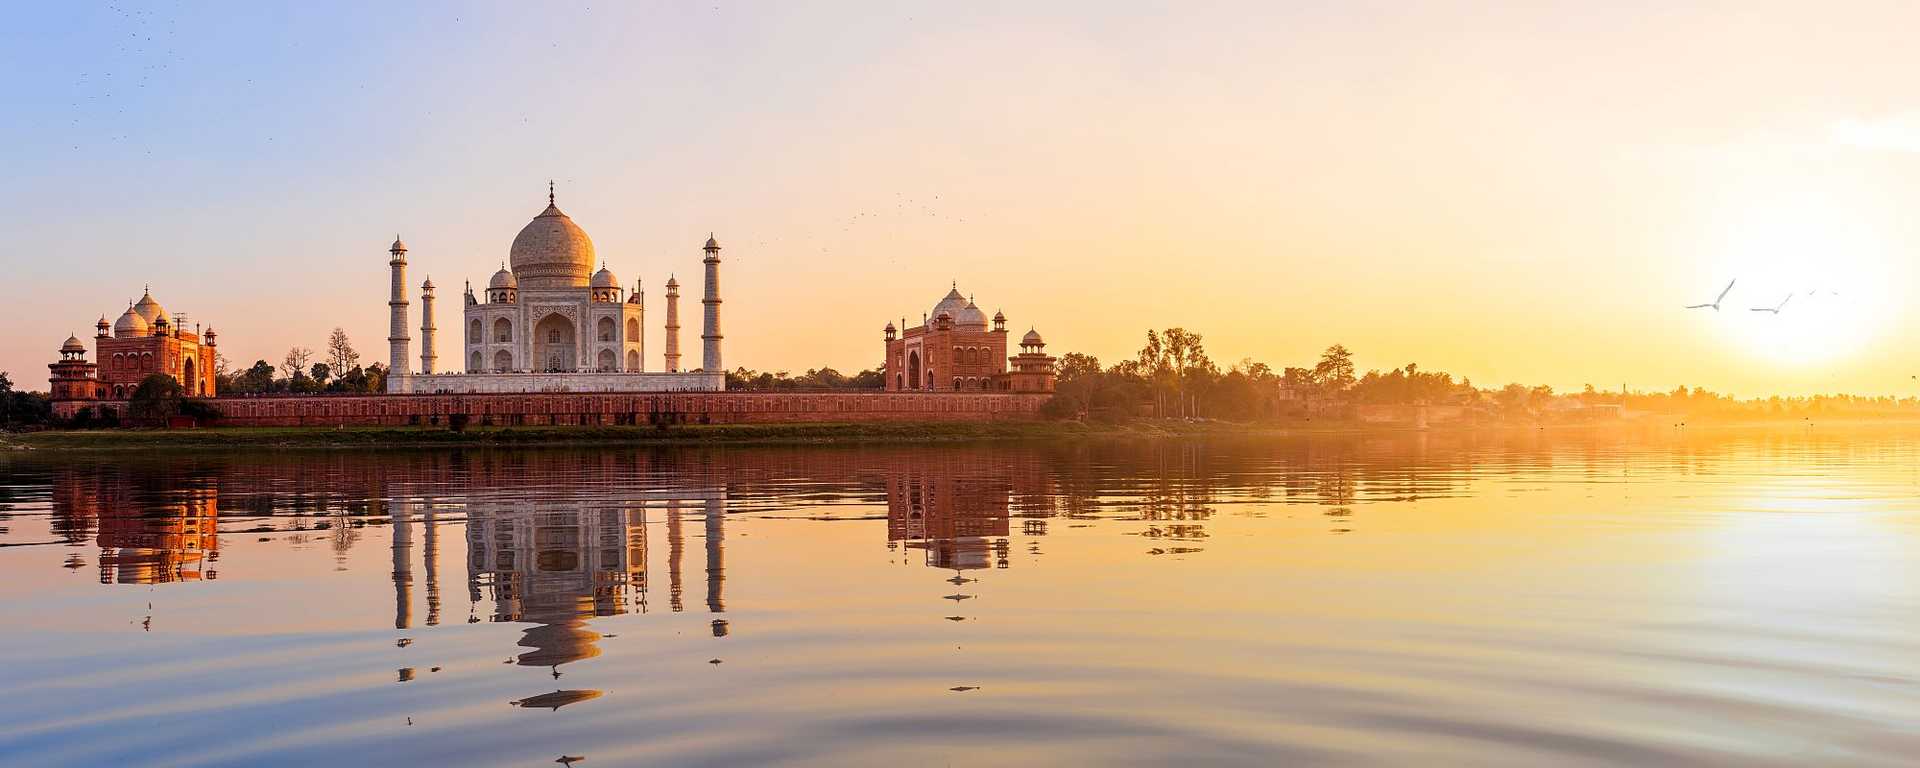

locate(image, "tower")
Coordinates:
664 275 681 372
387 236 412 379
419 277 437 375
700 235 722 372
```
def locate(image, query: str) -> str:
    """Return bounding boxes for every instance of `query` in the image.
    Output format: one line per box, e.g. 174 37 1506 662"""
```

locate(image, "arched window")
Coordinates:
626 318 639 340
953 346 963 363
494 318 513 343
469 319 482 343
952 377 962 390
493 349 512 372
470 351 483 371
625 349 639 371
598 317 615 342
112 353 124 370
896 372 903 389
597 349 616 371
141 353 153 371
980 378 991 390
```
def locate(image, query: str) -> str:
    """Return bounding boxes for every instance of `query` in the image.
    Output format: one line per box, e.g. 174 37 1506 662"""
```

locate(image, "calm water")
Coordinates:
2 428 1918 766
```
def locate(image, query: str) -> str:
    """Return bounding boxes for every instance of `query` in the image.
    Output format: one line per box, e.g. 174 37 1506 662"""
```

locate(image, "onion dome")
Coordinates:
930 286 969 323
95 315 110 333
61 335 86 353
590 263 619 289
956 297 989 330
489 265 519 290
1022 328 1045 346
113 306 150 337
390 236 407 253
705 234 720 250
509 193 596 289
132 289 166 324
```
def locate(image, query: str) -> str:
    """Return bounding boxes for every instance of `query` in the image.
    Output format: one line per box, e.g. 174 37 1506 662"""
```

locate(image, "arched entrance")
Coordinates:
183 357 198 395
625 349 639 371
470 351 483 371
533 314 577 372
597 349 616 371
493 349 513 372
907 350 921 391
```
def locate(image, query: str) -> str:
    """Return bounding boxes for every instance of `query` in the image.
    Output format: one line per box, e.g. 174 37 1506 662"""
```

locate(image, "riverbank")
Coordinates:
8 416 1913 453
4 420 1292 452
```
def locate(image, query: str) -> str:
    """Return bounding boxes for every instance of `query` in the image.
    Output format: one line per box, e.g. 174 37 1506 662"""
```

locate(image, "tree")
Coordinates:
284 347 314 378
234 360 276 394
326 328 360 372
310 362 332 385
0 372 52 429
1312 344 1356 393
1057 353 1101 385
129 374 185 420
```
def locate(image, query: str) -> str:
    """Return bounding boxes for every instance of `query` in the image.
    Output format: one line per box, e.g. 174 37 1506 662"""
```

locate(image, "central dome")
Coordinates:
509 201 596 289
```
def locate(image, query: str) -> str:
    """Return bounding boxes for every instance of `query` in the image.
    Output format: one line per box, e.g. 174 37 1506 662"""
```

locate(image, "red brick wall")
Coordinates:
201 391 1051 428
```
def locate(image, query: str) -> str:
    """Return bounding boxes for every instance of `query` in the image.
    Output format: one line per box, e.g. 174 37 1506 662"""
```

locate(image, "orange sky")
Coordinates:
5 3 1920 396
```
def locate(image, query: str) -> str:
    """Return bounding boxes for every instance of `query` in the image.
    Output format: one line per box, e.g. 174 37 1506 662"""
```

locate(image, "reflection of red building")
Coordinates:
886 460 1012 570
96 489 219 585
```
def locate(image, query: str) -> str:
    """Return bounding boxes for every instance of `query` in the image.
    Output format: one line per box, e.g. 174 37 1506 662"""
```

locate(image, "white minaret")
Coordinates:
664 275 681 372
701 235 722 372
387 236 411 380
419 276 437 375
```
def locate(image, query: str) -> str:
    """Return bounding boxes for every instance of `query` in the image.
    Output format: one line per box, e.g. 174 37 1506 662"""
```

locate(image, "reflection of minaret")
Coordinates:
392 500 412 630
704 496 725 615
667 499 684 612
423 502 441 627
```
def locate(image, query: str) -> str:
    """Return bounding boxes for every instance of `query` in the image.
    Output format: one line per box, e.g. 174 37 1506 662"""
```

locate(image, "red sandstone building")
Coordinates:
883 285 1056 393
48 288 218 419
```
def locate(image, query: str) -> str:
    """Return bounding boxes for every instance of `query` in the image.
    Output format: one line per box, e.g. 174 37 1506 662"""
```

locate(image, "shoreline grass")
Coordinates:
7 416 1916 453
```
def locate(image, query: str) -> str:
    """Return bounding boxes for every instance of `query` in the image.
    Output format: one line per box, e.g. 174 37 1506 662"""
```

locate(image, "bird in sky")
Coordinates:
1686 280 1736 310
1750 295 1793 314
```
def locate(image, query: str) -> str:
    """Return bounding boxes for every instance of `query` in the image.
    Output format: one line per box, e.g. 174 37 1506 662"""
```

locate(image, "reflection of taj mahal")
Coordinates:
384 185 726 394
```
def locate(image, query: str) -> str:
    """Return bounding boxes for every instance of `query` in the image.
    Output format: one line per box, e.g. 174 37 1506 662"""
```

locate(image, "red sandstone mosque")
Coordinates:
45 186 1056 425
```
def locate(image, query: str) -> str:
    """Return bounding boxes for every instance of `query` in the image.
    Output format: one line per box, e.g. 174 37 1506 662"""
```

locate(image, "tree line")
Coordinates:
219 328 389 395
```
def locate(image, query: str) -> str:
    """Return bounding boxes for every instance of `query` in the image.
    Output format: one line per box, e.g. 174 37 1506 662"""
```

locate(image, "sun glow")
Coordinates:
1698 190 1892 367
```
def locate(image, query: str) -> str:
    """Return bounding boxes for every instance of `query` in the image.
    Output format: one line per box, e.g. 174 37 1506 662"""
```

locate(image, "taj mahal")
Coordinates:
383 184 726 394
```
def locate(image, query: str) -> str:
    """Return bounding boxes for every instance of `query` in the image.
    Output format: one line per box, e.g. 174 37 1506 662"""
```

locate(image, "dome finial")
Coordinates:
548 179 556 206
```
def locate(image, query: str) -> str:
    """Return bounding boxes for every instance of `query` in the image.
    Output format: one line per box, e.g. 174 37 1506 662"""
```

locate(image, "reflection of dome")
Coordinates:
133 290 166 324
1022 328 1044 346
114 307 149 337
509 200 596 289
489 266 518 290
931 287 969 323
61 335 86 353
590 264 618 289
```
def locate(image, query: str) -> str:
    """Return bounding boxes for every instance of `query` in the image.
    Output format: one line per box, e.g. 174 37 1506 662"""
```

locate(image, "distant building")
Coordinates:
385 185 724 394
883 285 1056 393
47 287 219 419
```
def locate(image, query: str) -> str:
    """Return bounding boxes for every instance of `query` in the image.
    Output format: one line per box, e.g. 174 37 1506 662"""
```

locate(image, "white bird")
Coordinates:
1750 295 1792 314
1686 280 1736 310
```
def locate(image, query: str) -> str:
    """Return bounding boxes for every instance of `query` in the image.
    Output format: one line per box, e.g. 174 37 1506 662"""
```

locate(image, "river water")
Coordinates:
1 428 1917 766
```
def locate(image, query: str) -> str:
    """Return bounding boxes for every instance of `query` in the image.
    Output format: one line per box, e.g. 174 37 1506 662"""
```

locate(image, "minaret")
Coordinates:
701 235 722 372
664 275 681 372
387 236 412 380
419 277 437 375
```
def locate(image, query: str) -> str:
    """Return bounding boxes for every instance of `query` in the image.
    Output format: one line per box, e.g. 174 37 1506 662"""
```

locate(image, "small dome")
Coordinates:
956 298 989 330
114 306 150 337
930 287 969 323
705 234 720 249
666 275 679 289
509 199 596 289
489 266 518 290
61 335 86 353
993 310 1006 322
132 290 166 324
1022 328 1045 346
421 276 436 290
884 321 897 331
590 264 619 289
390 236 407 253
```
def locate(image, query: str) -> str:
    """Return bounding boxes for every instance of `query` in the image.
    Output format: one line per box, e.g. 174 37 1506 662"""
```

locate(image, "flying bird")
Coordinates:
1750 295 1792 314
1686 280 1736 310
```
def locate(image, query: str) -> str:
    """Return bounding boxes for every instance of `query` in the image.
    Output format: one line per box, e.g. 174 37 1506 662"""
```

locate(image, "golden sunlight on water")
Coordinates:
1 429 1918 765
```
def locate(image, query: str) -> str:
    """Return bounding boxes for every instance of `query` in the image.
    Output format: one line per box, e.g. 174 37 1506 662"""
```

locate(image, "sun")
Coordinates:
1697 190 1893 367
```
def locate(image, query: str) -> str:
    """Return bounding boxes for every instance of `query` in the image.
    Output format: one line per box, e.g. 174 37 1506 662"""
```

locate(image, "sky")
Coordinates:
5 1 1920 397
